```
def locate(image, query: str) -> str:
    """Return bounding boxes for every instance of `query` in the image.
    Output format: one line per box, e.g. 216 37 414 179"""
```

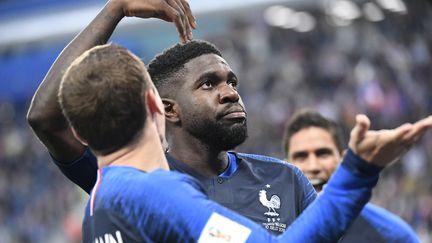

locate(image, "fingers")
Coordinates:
404 115 432 144
350 114 370 144
161 1 187 43
168 0 190 41
347 114 431 167
162 0 194 43
393 123 413 141
179 0 197 29
171 0 193 40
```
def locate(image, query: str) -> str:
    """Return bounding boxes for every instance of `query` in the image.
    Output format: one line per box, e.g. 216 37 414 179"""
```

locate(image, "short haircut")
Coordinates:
59 44 151 155
147 40 222 97
283 110 345 157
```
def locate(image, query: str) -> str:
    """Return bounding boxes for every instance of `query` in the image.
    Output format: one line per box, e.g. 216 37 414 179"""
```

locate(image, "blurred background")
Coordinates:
1 0 431 242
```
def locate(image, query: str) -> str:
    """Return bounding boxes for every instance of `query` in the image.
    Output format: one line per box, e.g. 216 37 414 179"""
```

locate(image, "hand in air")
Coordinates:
113 0 196 43
348 114 432 167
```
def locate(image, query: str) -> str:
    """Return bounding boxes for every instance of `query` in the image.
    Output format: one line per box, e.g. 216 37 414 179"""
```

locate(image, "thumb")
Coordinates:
350 114 370 145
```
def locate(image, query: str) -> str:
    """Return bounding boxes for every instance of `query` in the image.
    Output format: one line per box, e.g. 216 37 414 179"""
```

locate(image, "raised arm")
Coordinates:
27 0 195 162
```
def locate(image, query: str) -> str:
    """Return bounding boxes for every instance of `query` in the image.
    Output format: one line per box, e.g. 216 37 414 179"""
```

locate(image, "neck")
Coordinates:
168 131 229 177
97 127 169 172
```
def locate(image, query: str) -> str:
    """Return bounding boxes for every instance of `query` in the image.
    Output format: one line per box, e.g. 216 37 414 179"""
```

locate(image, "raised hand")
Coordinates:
112 0 196 43
348 114 432 167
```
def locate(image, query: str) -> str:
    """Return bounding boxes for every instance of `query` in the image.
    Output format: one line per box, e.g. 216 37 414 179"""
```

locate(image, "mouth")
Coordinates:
222 111 247 120
309 178 326 187
219 106 247 123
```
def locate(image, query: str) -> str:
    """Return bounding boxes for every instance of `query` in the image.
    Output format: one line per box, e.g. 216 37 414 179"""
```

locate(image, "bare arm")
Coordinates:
27 0 195 163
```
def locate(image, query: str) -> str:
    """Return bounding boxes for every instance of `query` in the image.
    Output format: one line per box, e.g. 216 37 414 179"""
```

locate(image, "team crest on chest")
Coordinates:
259 184 286 233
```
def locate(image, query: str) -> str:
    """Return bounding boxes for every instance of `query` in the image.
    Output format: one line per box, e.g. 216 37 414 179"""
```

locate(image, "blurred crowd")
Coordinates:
0 101 85 242
1 1 432 242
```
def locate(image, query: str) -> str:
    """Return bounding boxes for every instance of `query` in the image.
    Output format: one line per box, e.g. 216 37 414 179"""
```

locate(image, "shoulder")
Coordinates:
361 203 411 227
235 152 297 169
234 152 304 176
93 168 207 235
360 203 419 242
98 168 201 201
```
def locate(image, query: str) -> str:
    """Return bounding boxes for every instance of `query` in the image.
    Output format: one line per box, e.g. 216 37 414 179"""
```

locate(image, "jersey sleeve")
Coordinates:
293 165 317 211
359 204 420 243
51 148 97 193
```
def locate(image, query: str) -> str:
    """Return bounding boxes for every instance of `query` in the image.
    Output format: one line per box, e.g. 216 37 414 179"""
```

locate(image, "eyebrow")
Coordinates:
315 148 334 156
194 70 238 85
292 151 308 159
291 147 335 159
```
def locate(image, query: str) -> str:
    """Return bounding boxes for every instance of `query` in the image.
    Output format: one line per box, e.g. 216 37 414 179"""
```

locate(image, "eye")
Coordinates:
227 79 238 89
316 149 334 159
201 80 213 89
292 152 308 163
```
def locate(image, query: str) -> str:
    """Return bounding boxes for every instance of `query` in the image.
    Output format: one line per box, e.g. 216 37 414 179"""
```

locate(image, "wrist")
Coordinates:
342 149 383 177
105 0 126 20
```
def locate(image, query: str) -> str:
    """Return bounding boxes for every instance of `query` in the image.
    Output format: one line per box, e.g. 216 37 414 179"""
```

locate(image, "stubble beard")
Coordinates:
185 117 248 151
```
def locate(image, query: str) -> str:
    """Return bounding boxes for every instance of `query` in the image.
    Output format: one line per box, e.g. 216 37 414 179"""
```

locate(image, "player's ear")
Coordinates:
145 89 164 116
162 98 180 123
71 127 88 146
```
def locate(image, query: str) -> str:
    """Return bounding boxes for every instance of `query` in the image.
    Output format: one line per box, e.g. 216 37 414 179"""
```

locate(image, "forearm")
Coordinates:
27 1 124 161
29 1 124 126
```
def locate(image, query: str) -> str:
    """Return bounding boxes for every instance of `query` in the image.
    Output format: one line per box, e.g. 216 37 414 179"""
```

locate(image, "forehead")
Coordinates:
288 127 339 153
183 54 232 81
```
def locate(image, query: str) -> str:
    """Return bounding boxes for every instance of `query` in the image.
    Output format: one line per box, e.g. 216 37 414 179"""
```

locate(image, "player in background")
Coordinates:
283 110 420 242
60 43 430 242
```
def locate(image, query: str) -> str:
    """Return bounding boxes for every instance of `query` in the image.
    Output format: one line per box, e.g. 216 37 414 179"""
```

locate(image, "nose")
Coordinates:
218 83 239 104
305 154 321 175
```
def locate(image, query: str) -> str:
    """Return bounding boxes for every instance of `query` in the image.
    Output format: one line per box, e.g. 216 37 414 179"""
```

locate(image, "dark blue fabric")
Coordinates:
341 149 383 177
340 203 419 243
51 149 97 193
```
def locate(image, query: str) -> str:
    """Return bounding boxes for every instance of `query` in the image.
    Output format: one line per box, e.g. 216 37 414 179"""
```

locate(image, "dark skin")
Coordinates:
27 0 195 163
164 54 246 176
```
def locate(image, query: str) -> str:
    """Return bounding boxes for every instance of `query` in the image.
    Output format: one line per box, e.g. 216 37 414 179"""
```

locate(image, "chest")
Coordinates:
201 165 304 234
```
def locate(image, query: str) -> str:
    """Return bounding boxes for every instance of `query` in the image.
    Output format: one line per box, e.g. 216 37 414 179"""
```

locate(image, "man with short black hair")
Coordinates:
283 110 420 242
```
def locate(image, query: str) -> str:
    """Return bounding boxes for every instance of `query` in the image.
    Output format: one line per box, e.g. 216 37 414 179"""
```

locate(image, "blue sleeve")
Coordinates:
51 148 97 193
361 204 420 243
293 165 317 211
